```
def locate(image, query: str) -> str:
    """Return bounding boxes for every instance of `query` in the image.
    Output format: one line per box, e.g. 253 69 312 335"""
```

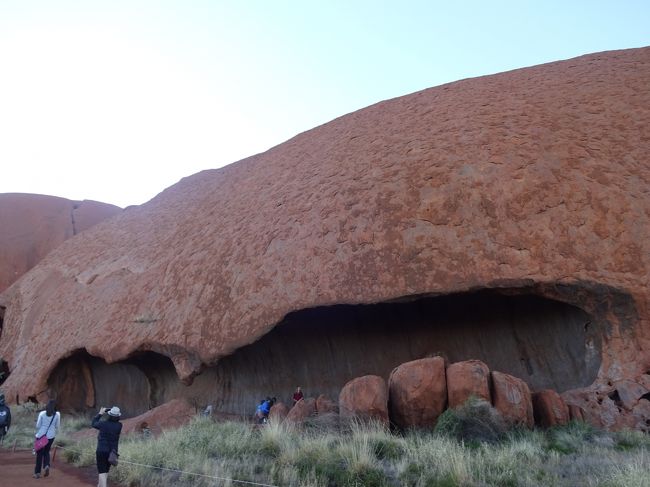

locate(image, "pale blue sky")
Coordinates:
1 1 648 207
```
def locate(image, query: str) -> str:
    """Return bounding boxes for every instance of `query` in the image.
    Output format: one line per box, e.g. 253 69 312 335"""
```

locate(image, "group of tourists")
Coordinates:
0 391 122 486
254 386 305 424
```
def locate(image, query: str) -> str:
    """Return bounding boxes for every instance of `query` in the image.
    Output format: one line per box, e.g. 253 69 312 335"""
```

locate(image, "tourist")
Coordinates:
34 399 60 479
92 406 122 487
255 397 272 424
292 386 304 405
0 392 11 444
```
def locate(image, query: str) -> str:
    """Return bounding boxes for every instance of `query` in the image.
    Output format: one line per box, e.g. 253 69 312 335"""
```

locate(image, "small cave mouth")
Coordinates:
0 359 9 386
47 350 178 417
0 305 5 341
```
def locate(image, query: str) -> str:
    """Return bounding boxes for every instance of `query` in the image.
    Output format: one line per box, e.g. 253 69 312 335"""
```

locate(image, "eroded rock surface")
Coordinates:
533 390 570 428
388 357 447 429
447 360 491 409
0 193 120 293
286 397 316 424
339 375 389 424
491 371 534 428
0 49 648 429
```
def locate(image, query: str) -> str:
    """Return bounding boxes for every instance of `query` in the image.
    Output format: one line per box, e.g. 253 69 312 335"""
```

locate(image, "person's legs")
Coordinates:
96 451 110 487
43 438 54 475
35 446 44 475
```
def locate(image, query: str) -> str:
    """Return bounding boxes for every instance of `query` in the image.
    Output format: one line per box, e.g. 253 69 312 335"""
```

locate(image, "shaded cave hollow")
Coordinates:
48 290 603 418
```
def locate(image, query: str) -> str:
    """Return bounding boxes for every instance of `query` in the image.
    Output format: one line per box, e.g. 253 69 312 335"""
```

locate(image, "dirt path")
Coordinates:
0 449 96 487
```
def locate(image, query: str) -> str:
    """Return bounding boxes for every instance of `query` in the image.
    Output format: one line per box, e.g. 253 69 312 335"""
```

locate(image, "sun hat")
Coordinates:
107 406 121 417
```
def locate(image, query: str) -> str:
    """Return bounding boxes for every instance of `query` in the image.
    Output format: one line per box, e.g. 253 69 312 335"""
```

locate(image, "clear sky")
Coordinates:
1 1 648 207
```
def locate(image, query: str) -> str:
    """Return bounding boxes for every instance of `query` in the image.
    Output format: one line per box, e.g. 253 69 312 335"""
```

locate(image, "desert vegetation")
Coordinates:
3 400 649 486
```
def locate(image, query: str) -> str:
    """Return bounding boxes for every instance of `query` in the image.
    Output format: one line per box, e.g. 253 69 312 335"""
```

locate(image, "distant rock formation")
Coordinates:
0 48 648 430
0 193 121 293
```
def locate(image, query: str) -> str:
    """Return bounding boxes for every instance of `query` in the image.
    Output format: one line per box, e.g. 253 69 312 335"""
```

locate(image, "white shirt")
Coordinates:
35 411 60 439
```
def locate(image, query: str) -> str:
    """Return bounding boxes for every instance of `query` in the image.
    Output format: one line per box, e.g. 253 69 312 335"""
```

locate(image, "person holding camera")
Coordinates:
92 406 122 487
0 392 11 444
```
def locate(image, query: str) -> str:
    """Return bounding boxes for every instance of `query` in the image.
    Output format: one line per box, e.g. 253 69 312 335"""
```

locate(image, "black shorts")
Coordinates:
96 451 111 474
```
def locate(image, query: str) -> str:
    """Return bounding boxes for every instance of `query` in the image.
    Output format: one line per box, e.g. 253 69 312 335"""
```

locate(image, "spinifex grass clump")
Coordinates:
433 396 506 445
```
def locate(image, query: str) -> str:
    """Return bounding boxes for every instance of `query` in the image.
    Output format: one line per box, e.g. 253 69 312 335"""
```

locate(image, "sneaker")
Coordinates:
33 473 40 479
44 466 49 477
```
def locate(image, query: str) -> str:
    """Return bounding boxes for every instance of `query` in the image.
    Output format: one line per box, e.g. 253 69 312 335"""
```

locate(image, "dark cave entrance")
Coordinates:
47 289 606 418
0 305 5 341
197 291 602 414
47 350 177 417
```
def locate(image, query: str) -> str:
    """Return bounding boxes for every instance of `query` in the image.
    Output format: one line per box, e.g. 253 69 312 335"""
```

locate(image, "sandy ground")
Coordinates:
0 449 96 487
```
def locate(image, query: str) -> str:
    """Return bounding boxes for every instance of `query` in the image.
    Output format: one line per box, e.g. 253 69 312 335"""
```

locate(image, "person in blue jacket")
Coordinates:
92 406 122 487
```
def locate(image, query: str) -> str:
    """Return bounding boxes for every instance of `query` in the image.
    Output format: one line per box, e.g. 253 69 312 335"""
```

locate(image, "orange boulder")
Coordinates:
316 394 337 414
490 371 533 428
532 390 569 428
339 375 388 424
268 402 290 424
286 397 316 423
447 360 491 408
388 357 447 428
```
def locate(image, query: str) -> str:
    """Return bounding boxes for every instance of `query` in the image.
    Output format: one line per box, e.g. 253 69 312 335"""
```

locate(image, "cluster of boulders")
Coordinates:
270 357 586 430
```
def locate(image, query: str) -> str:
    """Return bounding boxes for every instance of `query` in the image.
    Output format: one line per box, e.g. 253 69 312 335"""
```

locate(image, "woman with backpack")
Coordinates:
34 399 60 479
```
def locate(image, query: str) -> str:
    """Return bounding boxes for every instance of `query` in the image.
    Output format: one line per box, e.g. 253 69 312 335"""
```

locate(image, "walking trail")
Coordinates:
0 449 95 487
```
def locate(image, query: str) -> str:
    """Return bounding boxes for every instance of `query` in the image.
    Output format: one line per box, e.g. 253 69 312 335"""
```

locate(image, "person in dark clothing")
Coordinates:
34 399 60 478
92 406 122 487
0 392 11 444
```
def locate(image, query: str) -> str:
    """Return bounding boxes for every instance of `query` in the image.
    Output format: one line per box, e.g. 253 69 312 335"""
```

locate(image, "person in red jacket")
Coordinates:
292 386 304 405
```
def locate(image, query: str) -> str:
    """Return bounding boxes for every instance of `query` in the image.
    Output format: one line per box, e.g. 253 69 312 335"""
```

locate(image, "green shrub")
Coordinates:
614 429 650 451
434 397 506 444
546 420 597 454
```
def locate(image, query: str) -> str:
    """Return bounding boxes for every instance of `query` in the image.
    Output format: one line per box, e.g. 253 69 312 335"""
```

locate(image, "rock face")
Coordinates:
447 360 491 408
532 390 570 428
0 49 648 430
388 357 447 428
491 371 534 428
0 193 120 294
339 375 389 424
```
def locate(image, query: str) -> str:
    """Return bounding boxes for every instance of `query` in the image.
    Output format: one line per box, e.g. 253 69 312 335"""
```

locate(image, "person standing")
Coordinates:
292 386 304 405
0 392 11 444
92 406 122 487
34 399 60 478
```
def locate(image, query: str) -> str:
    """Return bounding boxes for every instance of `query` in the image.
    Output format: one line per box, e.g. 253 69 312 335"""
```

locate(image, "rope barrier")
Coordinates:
54 444 280 487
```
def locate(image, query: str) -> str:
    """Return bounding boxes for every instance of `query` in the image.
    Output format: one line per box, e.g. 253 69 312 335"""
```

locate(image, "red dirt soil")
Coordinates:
0 449 96 487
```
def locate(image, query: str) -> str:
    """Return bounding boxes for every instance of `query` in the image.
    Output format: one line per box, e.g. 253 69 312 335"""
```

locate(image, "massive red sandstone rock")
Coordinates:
532 390 570 428
0 49 649 429
0 193 120 293
491 371 534 428
339 375 389 424
388 357 447 428
447 360 491 408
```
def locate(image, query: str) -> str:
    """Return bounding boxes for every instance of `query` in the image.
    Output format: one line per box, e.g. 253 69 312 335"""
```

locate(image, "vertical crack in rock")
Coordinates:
70 202 80 236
